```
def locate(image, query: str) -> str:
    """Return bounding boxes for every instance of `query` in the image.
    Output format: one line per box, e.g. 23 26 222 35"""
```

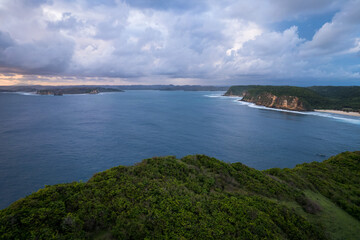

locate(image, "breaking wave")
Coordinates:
204 94 360 125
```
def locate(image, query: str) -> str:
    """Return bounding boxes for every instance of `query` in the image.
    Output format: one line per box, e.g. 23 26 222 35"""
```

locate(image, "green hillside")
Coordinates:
309 86 360 111
225 85 360 111
1 152 360 239
223 85 255 96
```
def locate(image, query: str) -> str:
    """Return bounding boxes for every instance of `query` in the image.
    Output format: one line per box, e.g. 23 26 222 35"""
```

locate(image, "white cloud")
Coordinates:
0 0 359 84
216 0 345 23
301 0 360 56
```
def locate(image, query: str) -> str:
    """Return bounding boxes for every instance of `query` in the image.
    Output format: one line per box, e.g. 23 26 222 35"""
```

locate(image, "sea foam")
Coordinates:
204 93 360 125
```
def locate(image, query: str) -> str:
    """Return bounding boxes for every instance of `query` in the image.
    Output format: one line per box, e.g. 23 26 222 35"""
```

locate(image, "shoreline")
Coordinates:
315 109 360 117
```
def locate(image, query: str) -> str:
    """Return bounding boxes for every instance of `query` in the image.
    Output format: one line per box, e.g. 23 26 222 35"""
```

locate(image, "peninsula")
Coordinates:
225 85 360 114
1 152 359 239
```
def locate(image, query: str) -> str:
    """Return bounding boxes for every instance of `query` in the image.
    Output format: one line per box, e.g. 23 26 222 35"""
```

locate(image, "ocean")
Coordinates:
1 90 359 209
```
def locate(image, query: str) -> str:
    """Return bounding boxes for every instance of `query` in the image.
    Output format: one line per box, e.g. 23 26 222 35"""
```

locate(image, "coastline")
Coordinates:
315 109 360 117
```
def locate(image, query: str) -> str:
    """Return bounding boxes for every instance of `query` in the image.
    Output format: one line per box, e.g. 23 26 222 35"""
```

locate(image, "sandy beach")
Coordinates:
315 109 360 117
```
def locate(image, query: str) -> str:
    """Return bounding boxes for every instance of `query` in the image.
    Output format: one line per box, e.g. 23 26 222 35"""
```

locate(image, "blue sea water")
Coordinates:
0 90 360 209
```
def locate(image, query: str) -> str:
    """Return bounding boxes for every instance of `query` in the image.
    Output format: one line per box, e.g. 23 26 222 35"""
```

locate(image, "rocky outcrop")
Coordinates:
36 90 58 95
89 89 99 94
242 92 311 111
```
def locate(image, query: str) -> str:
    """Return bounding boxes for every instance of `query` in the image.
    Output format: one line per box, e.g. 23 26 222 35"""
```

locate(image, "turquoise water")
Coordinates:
1 90 359 208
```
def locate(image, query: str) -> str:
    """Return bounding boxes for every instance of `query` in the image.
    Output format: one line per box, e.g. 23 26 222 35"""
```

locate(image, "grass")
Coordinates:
282 190 360 240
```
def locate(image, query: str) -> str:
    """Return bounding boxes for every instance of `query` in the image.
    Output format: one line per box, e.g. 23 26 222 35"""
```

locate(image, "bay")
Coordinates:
0 90 359 209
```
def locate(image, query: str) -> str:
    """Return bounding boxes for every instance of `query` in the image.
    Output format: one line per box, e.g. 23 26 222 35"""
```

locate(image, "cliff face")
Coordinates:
242 92 311 111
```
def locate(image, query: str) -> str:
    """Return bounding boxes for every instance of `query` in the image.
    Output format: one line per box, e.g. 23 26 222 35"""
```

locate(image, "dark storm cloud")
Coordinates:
0 31 14 49
0 31 74 75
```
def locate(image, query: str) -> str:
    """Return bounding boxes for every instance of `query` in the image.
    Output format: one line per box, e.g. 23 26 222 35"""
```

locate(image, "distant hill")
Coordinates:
1 152 360 239
157 85 228 91
36 87 123 95
0 85 228 93
223 85 255 96
309 86 360 110
225 85 360 111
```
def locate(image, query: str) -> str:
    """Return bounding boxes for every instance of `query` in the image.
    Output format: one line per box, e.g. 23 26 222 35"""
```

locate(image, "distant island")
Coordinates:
225 85 360 115
36 87 124 96
0 151 359 239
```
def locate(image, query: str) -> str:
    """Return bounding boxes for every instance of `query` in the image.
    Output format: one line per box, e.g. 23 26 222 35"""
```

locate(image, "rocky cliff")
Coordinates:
242 92 311 111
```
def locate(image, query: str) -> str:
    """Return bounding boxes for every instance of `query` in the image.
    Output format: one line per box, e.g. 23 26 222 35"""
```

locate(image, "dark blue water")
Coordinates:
1 91 360 209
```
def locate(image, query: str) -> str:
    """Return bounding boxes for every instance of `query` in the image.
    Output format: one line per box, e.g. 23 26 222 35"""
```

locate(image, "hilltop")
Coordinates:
224 86 360 112
1 152 360 239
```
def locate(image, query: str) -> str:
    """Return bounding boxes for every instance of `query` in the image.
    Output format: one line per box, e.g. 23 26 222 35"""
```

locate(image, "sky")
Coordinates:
0 0 359 86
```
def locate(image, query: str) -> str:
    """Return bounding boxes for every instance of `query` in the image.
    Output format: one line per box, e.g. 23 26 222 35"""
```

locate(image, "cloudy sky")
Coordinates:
0 0 359 85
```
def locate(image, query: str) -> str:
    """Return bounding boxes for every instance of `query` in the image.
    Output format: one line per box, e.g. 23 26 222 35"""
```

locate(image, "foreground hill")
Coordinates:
225 85 360 112
1 152 360 239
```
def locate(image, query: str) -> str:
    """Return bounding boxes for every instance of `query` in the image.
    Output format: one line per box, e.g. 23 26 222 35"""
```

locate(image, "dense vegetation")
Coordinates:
225 85 360 111
1 152 360 239
223 85 255 96
309 86 360 111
